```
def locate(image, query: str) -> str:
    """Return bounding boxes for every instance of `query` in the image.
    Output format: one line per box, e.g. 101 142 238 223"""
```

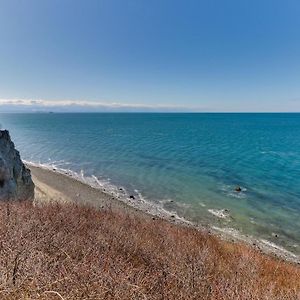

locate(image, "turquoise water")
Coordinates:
1 113 300 253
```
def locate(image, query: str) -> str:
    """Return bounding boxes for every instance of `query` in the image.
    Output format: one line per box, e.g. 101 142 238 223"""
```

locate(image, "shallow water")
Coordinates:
1 113 300 253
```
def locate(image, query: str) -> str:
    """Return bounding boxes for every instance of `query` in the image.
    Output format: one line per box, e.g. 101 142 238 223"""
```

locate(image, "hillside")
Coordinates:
0 200 300 300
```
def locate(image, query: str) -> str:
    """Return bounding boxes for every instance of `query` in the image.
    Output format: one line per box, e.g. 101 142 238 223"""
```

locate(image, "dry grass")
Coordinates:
0 201 300 300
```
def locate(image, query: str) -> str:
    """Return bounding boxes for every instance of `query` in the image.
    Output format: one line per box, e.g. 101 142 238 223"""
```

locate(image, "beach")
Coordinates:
29 164 300 264
30 164 183 223
32 164 138 214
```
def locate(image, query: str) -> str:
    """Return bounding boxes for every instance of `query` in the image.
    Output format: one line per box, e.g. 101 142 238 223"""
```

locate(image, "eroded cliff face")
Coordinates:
0 130 34 201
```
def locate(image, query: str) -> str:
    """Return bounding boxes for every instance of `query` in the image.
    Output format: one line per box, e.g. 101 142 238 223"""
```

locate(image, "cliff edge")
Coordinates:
0 130 34 201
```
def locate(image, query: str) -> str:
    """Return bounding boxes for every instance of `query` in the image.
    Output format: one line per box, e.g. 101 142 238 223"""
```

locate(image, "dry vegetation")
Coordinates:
0 201 300 300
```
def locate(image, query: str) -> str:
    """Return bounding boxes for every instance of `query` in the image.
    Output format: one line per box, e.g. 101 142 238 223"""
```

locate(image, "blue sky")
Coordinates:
0 0 300 112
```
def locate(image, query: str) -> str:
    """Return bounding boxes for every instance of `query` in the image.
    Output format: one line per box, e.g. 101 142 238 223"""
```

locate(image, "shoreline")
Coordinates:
28 163 300 264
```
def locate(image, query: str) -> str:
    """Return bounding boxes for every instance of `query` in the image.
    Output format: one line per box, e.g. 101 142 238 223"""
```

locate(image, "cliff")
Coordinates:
0 130 34 201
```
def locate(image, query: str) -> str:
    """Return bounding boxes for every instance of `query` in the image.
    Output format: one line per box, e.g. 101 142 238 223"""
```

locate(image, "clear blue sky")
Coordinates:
0 0 300 112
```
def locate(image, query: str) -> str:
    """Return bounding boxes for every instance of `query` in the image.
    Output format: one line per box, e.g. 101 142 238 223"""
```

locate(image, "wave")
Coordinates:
219 184 247 199
208 209 230 219
24 160 192 226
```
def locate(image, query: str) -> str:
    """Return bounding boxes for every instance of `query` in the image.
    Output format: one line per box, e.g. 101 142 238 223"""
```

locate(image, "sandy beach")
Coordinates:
28 164 300 264
30 164 152 219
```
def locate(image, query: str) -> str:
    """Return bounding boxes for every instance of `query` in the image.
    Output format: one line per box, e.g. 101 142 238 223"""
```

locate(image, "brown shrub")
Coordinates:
0 201 299 300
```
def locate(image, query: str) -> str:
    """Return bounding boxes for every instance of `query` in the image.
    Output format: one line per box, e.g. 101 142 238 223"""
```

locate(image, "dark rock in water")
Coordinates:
235 186 242 192
129 195 135 200
0 130 34 201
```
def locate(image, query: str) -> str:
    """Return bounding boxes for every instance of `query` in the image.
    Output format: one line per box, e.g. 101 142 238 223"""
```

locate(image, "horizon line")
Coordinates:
0 98 299 113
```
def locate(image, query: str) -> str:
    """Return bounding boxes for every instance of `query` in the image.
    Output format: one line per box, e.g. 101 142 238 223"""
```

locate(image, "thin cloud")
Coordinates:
0 98 202 112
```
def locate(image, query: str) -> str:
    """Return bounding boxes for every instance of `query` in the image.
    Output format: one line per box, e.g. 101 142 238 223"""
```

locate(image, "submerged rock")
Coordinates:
235 186 242 192
0 130 34 201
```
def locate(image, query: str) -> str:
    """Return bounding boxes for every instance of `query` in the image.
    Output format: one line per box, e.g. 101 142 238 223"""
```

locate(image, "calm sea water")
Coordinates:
1 113 300 253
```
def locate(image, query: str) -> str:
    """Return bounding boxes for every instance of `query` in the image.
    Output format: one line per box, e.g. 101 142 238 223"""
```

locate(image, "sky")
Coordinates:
0 0 300 112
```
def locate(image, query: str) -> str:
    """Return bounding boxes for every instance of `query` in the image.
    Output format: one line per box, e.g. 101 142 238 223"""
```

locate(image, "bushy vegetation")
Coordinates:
0 201 299 299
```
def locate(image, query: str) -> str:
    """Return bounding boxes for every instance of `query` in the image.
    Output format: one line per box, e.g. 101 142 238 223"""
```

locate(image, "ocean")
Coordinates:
1 113 300 254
